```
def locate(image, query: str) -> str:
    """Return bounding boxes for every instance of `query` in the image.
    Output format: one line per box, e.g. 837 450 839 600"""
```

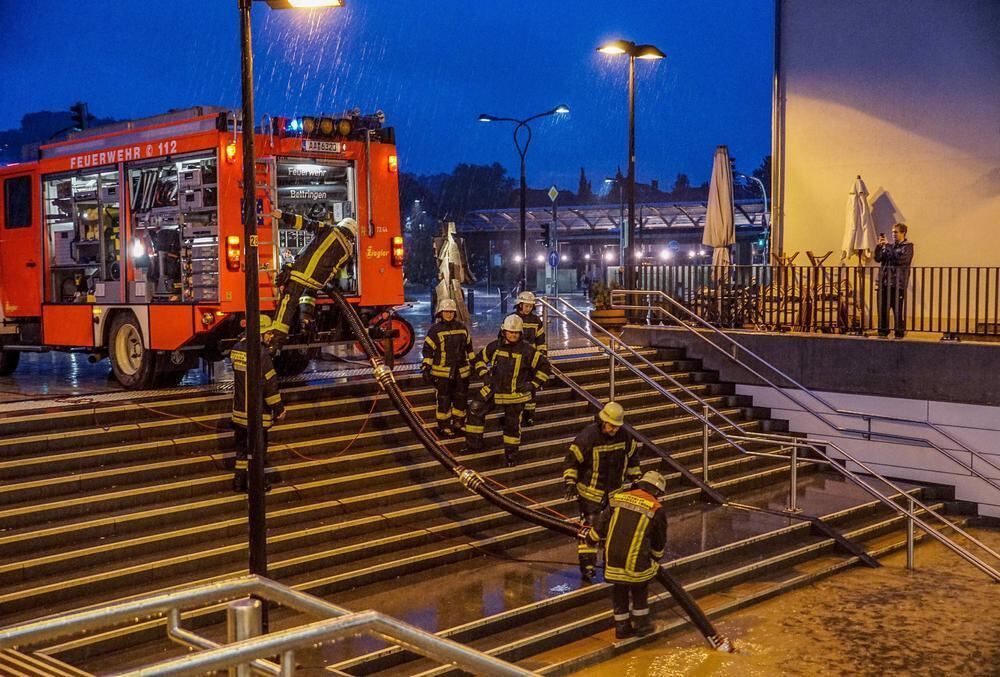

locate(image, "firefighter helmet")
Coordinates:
436 299 458 316
338 218 359 239
639 470 667 494
598 401 625 427
516 291 536 306
501 314 524 333
259 314 274 335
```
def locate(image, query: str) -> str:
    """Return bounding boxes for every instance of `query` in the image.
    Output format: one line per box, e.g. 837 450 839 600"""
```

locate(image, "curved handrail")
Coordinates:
612 288 1000 495
541 296 1000 581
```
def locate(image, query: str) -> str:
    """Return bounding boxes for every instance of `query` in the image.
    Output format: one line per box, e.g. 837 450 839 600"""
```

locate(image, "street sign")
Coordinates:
548 185 559 203
668 240 680 253
548 250 559 268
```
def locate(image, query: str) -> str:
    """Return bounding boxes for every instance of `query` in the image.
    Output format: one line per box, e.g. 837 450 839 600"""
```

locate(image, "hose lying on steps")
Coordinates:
327 288 732 652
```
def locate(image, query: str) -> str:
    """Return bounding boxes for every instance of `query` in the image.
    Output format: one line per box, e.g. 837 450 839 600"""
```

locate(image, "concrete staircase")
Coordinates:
0 347 948 674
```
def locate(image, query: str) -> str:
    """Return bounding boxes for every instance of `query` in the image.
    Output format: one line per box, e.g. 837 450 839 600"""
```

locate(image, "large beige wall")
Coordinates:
776 0 1000 266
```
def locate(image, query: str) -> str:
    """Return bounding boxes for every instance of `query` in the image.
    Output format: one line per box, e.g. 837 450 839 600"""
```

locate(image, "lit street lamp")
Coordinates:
238 0 344 583
479 105 569 288
597 39 665 292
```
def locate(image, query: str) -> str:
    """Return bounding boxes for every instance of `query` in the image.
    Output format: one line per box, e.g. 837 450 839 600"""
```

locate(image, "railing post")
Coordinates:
280 651 296 677
786 446 802 513
608 337 616 402
702 404 710 482
227 598 262 677
542 300 550 353
907 495 915 570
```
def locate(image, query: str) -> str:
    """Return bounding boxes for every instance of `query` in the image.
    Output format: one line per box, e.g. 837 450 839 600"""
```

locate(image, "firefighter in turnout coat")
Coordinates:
500 291 547 426
563 402 642 581
466 314 550 466
421 298 475 437
591 470 668 639
270 210 357 343
230 315 286 492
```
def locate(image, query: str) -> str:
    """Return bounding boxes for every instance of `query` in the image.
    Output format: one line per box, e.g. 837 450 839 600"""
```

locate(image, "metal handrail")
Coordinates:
0 576 534 677
540 296 1000 581
612 288 1000 494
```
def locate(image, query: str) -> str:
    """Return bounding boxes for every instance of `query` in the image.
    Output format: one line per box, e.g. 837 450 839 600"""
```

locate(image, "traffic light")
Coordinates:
540 223 551 248
70 102 89 131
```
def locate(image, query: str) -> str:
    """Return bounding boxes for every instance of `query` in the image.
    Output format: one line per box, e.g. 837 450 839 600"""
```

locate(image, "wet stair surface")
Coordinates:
0 346 953 675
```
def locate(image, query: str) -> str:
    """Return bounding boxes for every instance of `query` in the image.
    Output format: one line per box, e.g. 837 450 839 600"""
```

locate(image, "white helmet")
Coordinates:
501 314 524 333
598 401 625 427
640 470 667 494
338 217 359 239
516 291 536 306
436 299 458 316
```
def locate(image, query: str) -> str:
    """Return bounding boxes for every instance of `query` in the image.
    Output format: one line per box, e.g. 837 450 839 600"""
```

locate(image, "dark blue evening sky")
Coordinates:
0 0 774 189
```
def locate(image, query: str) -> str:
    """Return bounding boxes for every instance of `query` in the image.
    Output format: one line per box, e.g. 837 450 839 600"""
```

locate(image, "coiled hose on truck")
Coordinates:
327 288 732 652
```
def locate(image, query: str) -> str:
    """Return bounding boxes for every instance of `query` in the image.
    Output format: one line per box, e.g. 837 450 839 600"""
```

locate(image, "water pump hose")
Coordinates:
327 288 731 652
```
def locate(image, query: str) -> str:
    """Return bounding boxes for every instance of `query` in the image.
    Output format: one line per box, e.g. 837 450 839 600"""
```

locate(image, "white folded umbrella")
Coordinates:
703 145 735 266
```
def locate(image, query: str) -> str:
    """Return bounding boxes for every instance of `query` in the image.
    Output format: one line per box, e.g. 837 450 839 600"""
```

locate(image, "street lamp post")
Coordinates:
237 0 344 582
733 168 769 263
597 39 665 292
479 105 569 289
604 176 625 270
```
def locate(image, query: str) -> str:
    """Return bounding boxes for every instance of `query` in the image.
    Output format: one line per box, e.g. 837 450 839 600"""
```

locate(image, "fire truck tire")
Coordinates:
109 313 157 389
361 314 415 360
273 349 314 377
0 350 20 376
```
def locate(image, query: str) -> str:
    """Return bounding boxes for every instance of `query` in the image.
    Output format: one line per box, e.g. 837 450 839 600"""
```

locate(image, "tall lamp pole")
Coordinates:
597 39 665 291
238 0 344 581
479 105 570 289
733 168 769 263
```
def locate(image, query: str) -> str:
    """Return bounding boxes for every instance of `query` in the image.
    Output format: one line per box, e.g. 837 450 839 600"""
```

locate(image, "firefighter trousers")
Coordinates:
577 495 603 575
612 582 650 631
465 393 523 462
433 376 468 430
232 424 279 492
273 279 320 339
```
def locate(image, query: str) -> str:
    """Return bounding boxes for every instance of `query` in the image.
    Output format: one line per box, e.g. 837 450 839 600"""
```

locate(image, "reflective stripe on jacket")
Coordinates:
473 338 550 405
593 488 667 584
231 338 285 429
280 212 355 290
422 319 475 378
563 422 642 503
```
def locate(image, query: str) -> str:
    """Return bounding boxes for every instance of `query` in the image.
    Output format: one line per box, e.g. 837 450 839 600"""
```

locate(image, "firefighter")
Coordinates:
230 315 286 493
269 209 357 344
467 314 550 467
563 401 642 582
500 291 547 426
421 298 475 437
590 469 668 639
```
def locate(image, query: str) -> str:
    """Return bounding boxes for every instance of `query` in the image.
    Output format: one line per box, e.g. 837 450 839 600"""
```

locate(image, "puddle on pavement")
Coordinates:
574 527 1000 676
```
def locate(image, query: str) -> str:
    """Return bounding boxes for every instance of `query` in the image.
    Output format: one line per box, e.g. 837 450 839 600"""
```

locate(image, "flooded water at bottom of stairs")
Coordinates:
573 527 1000 677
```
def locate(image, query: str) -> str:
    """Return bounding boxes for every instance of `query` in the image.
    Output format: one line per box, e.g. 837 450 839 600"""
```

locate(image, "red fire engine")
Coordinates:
0 106 413 388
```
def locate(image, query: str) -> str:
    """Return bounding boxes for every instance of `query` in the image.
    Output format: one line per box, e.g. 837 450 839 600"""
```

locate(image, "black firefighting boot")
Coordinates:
632 612 652 636
436 423 456 438
264 467 282 492
614 619 635 640
579 554 597 583
504 449 517 467
450 418 466 437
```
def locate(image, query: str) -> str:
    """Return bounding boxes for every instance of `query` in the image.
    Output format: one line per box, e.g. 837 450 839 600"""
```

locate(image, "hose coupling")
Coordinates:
458 467 484 491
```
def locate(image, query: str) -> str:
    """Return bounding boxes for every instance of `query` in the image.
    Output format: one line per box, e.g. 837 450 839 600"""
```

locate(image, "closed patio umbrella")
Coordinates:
703 145 735 266
842 175 877 265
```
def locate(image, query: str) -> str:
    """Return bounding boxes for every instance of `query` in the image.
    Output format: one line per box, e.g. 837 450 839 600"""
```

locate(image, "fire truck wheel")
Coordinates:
109 313 156 389
359 314 415 360
273 349 314 377
0 350 20 376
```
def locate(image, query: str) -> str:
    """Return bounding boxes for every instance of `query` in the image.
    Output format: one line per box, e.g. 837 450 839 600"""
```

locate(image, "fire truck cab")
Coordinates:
0 106 411 388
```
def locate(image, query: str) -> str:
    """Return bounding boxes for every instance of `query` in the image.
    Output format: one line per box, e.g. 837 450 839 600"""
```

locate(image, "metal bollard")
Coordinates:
906 495 915 570
500 289 508 315
702 404 710 482
608 338 616 402
786 446 802 513
227 598 262 677
467 289 475 315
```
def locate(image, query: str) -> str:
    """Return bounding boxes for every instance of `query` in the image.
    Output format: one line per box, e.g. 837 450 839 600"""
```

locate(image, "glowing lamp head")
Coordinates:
535 254 545 264
319 117 335 135
513 254 523 264
225 142 238 163
658 249 671 261
387 155 398 173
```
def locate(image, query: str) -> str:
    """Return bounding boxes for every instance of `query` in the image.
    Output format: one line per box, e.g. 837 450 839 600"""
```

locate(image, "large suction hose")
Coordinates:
328 289 731 652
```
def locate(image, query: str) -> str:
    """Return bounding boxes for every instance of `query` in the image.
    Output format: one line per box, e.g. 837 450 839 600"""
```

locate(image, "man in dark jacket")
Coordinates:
421 298 475 437
590 470 668 639
500 291 547 426
874 222 914 338
466 314 550 466
563 401 642 581
270 210 357 344
230 315 285 492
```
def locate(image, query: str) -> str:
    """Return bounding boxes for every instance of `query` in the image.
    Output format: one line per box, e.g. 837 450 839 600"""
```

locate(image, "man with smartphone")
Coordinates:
874 223 914 338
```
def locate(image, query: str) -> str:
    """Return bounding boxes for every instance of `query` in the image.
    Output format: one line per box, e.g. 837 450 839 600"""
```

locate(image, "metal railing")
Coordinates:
539 296 1000 581
612 288 1000 498
0 576 534 677
639 264 1000 338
